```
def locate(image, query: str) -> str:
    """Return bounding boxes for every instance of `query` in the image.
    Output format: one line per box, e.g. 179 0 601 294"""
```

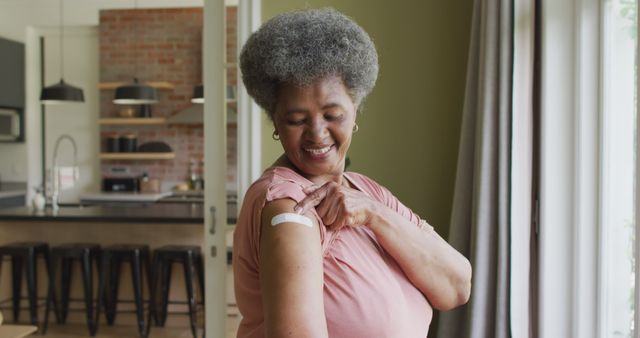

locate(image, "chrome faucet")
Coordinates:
50 134 79 210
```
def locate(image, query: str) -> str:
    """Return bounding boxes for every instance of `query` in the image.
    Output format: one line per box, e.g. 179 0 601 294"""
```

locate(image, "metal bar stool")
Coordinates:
43 243 101 335
0 242 54 327
146 245 204 338
96 244 151 338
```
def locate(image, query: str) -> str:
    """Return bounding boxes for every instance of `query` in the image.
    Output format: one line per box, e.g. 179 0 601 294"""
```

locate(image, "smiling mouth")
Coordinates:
303 145 333 155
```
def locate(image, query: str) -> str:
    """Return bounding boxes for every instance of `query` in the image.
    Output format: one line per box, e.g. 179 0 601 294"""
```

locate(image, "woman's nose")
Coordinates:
305 117 329 140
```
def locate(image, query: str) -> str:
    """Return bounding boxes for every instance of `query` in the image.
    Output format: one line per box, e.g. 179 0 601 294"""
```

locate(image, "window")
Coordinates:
539 0 638 336
601 0 637 336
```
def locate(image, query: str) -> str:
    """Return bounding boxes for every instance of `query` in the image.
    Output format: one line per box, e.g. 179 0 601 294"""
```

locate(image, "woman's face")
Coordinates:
273 75 357 179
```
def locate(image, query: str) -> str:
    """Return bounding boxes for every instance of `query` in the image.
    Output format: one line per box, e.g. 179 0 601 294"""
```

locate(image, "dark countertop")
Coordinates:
0 203 204 224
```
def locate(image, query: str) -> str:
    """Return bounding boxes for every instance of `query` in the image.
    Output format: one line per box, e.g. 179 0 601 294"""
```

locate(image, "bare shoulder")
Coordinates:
260 198 321 255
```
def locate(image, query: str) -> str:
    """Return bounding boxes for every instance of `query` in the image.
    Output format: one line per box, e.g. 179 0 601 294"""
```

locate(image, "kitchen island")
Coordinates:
0 203 218 332
0 203 204 223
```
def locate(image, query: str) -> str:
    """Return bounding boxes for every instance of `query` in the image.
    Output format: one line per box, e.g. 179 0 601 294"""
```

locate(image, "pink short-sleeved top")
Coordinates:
233 167 433 338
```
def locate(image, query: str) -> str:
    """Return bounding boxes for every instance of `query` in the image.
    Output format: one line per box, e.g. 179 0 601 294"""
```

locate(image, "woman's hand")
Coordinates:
295 181 378 231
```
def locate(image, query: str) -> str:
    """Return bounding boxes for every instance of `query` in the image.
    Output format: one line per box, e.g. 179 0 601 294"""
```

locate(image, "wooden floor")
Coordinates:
17 315 240 338
41 323 203 338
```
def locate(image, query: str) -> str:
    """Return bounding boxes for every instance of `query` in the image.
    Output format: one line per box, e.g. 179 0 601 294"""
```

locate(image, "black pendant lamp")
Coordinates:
40 0 84 104
114 78 158 104
191 84 204 104
114 0 158 105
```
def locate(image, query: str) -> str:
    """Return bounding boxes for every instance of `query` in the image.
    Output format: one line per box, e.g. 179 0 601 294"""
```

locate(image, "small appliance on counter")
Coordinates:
103 177 139 192
83 175 169 204
0 106 24 142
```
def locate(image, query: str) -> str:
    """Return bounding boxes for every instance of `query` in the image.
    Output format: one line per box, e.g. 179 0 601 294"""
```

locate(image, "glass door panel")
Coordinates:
601 0 637 336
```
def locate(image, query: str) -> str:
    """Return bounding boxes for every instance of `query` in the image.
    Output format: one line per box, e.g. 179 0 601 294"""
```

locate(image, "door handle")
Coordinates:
209 206 216 235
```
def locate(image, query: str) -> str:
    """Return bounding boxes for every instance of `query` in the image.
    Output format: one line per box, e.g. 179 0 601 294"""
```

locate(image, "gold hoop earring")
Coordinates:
353 124 359 133
272 131 280 141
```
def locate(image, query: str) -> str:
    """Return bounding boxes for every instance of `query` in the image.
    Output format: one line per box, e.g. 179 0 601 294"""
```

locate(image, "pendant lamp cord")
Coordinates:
59 0 64 81
134 0 138 81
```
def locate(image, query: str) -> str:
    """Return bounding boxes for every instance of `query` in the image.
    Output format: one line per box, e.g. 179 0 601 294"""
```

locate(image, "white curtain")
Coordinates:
436 0 514 337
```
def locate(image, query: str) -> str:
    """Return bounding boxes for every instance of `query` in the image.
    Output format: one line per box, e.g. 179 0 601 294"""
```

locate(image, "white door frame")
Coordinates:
203 0 261 336
203 0 228 336
237 0 262 204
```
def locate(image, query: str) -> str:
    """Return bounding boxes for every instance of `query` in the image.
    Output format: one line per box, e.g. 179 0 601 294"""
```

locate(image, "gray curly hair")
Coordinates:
240 8 379 117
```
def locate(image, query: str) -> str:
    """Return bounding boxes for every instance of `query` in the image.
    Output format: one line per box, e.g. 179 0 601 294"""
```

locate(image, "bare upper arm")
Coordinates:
259 198 328 338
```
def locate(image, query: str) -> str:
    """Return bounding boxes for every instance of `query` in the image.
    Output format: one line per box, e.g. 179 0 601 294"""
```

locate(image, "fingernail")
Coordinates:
293 206 301 214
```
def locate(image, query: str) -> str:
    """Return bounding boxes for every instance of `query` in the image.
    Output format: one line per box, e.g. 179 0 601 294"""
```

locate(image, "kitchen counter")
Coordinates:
80 191 172 203
0 203 204 224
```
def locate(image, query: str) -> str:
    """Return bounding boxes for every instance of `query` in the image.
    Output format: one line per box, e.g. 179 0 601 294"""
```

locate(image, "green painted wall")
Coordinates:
259 1 473 237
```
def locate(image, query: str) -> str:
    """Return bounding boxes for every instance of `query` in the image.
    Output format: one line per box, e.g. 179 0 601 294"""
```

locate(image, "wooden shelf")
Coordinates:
100 152 175 160
99 81 175 90
99 117 166 125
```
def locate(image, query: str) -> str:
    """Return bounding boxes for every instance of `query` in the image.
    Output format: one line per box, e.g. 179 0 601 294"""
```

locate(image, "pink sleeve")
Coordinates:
265 179 308 204
348 173 434 232
377 184 434 232
262 179 327 245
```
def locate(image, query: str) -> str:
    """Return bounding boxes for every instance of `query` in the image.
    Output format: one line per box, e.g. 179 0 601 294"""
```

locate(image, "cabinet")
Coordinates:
0 37 24 109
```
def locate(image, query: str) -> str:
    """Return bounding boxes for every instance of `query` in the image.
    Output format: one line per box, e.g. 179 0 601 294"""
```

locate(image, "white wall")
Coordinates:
0 0 207 42
0 0 206 199
41 27 101 203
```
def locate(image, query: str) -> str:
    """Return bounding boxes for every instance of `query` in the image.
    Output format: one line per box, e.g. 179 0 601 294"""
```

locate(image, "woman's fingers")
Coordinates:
323 192 347 227
302 184 319 194
330 208 350 231
306 184 339 226
295 184 329 214
317 198 337 227
296 182 372 229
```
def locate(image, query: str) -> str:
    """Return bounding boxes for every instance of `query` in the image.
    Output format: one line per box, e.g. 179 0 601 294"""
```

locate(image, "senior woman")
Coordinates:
233 8 471 338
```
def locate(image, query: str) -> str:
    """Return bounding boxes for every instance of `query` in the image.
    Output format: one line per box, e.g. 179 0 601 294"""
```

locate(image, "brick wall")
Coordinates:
99 7 237 188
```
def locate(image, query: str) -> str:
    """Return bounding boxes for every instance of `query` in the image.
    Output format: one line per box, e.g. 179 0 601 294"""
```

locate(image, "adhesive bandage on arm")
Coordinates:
271 213 313 228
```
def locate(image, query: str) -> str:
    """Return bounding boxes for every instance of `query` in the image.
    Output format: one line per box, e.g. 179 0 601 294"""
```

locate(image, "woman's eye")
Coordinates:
325 114 343 122
287 119 305 126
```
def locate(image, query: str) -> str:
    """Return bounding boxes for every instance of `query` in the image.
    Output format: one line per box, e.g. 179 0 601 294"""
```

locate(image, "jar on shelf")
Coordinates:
119 133 137 153
106 133 120 153
118 106 137 118
139 105 152 118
